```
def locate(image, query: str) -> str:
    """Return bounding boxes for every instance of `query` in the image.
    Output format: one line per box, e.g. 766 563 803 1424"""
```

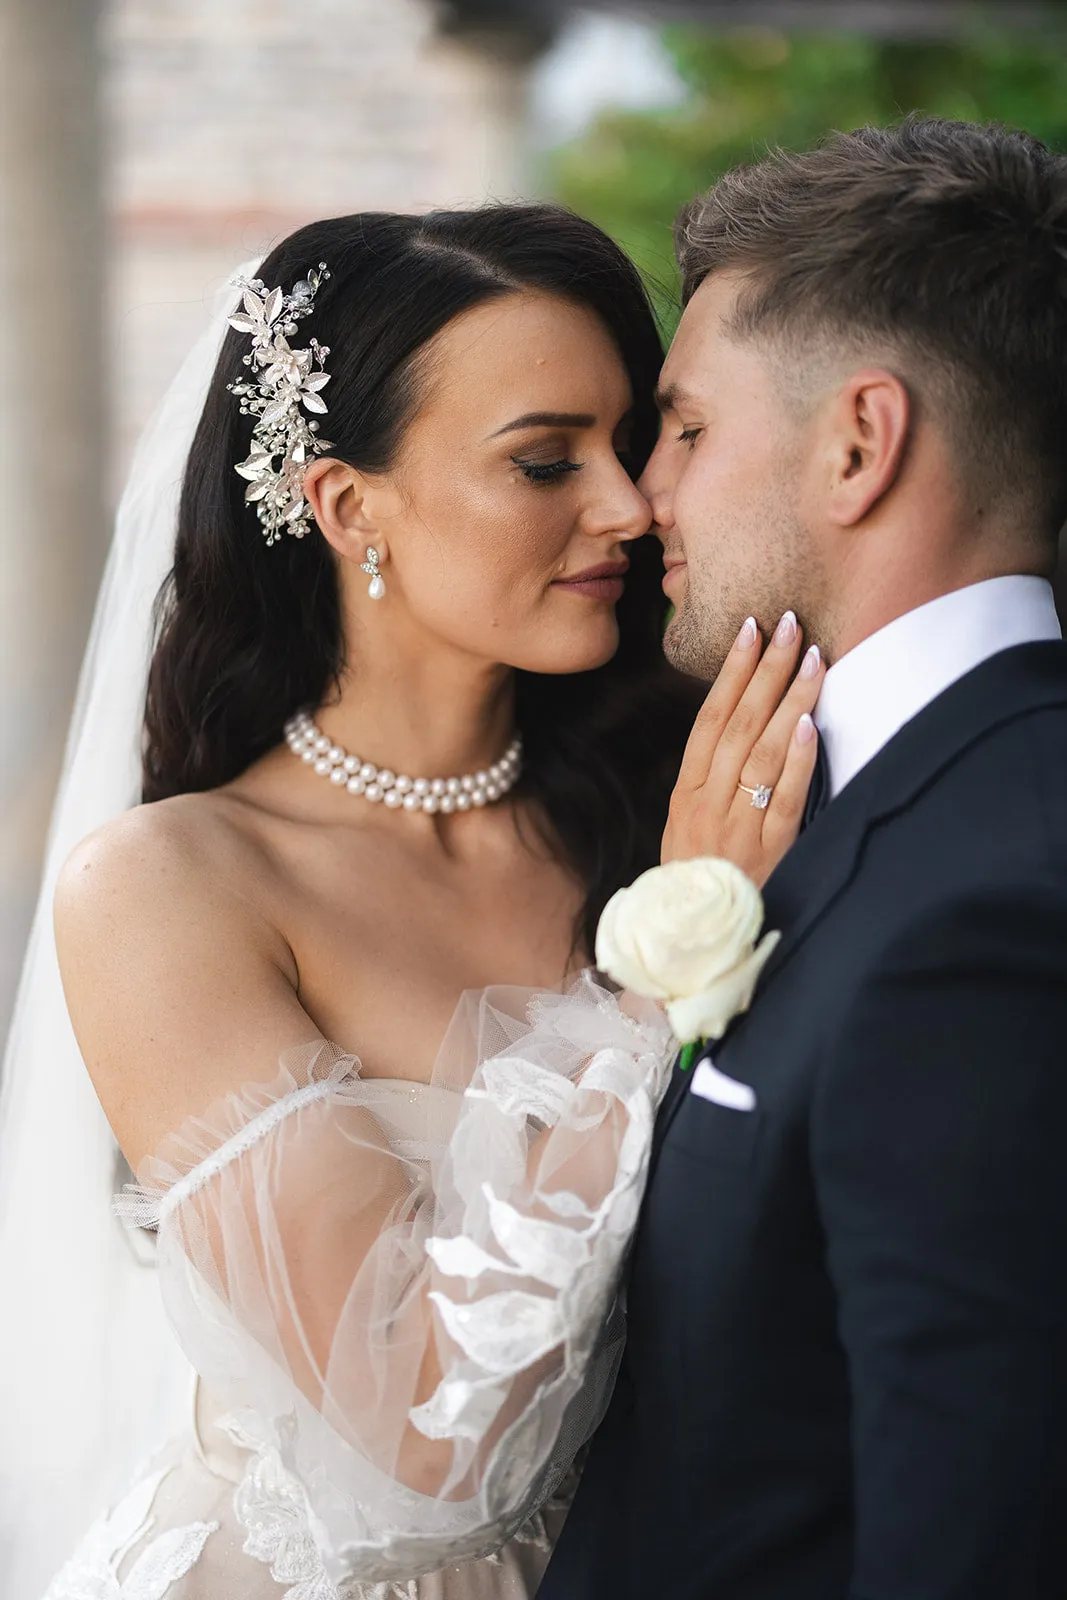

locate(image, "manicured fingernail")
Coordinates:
799 644 822 680
774 610 797 647
736 615 758 649
795 712 816 745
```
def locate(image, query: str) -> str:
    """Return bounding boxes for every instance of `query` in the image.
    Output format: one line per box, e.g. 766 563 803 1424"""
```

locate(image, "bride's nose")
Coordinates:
586 470 654 543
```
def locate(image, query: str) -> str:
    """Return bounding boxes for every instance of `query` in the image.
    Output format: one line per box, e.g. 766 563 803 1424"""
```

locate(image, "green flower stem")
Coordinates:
678 1040 701 1073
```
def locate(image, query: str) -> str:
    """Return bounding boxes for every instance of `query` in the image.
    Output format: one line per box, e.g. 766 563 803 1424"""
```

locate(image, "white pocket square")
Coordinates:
690 1058 757 1112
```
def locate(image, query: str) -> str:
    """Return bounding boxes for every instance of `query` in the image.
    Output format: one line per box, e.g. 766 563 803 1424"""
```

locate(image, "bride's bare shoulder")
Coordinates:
54 792 310 1163
55 789 277 940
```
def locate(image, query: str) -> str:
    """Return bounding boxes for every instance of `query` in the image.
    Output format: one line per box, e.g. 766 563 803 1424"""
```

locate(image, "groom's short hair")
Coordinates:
676 117 1067 540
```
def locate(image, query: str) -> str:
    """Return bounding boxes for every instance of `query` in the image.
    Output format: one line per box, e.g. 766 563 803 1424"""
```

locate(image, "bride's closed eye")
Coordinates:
677 427 702 448
511 455 583 485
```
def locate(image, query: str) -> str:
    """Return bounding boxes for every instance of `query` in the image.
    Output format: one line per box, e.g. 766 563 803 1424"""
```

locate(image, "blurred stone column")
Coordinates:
0 0 106 1044
430 7 555 200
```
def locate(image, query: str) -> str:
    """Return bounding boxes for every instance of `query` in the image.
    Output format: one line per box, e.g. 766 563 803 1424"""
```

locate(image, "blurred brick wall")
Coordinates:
105 0 532 483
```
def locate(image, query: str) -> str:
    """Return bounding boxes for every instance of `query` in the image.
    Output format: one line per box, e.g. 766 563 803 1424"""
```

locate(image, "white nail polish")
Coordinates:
774 610 797 646
800 644 821 679
737 616 758 649
796 712 816 744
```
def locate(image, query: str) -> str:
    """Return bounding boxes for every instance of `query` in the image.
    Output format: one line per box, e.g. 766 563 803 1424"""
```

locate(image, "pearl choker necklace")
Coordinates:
284 712 523 814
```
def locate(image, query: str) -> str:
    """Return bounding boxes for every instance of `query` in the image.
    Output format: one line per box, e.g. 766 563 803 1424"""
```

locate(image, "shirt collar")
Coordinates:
813 575 1062 798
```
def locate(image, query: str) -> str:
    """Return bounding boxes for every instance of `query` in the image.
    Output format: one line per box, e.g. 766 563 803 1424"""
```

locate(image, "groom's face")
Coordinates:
641 271 814 680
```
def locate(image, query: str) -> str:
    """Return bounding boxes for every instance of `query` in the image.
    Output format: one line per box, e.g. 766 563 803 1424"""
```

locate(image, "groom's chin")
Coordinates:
663 607 711 681
664 590 740 681
662 610 685 666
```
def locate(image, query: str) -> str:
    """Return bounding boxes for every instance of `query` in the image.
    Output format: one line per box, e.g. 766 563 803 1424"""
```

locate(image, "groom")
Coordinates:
540 118 1067 1597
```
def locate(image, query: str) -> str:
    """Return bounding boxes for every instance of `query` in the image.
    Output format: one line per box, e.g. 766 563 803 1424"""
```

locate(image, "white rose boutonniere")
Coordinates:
595 857 780 1047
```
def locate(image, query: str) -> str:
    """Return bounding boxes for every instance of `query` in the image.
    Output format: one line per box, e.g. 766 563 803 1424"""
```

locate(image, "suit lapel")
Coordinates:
757 640 1067 990
650 1049 691 1168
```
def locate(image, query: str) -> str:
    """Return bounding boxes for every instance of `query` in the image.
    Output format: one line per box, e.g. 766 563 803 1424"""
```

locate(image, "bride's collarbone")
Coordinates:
287 866 585 1081
216 786 585 1080
55 782 584 1152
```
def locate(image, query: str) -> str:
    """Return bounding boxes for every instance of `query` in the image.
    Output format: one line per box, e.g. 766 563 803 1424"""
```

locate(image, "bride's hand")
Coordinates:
662 611 827 886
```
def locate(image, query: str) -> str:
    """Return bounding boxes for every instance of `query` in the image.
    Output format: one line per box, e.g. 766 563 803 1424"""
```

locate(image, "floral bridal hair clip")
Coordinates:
226 262 335 546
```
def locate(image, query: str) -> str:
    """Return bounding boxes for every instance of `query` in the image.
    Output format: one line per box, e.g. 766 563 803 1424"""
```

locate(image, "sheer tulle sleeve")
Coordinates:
114 975 675 1585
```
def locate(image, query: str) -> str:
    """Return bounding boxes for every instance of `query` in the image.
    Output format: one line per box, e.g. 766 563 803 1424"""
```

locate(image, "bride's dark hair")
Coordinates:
144 205 701 955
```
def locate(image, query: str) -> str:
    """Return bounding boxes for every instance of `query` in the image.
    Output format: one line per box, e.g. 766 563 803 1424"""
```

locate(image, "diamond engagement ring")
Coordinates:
738 782 773 810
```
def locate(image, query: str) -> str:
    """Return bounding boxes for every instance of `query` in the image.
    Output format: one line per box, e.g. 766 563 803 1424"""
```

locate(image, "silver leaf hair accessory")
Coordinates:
227 262 335 546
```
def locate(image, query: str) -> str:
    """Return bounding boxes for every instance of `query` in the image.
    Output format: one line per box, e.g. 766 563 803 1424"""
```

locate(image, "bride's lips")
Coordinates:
551 560 629 602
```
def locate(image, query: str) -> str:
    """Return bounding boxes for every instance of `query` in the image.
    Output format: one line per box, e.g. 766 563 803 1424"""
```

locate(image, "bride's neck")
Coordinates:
314 634 516 781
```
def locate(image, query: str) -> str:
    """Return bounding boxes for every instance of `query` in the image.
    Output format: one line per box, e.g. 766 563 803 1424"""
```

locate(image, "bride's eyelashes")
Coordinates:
677 427 703 449
511 455 584 486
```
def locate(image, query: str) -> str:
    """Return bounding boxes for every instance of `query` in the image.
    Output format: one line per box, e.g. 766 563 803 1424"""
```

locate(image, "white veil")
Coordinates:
0 267 252 1598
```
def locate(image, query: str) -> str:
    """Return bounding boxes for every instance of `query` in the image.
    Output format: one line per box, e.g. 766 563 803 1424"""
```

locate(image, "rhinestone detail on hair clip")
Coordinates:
227 262 335 546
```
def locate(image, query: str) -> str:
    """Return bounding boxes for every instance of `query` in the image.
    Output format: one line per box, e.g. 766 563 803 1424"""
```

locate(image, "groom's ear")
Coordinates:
822 368 910 527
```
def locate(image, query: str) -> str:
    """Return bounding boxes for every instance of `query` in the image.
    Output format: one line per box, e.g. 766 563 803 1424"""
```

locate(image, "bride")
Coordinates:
28 204 704 1599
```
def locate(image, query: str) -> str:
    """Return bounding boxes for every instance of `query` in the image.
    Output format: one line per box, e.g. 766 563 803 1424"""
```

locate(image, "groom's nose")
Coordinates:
637 439 676 539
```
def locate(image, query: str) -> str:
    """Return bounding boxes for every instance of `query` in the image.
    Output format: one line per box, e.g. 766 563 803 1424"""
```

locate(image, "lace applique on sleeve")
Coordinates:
43 1465 218 1600
114 977 674 1586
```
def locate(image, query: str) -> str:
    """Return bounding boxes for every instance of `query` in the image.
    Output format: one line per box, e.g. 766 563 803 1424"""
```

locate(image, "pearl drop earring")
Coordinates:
361 546 385 600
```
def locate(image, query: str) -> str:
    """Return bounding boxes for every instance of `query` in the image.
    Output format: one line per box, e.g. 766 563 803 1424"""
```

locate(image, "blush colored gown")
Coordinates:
43 977 674 1600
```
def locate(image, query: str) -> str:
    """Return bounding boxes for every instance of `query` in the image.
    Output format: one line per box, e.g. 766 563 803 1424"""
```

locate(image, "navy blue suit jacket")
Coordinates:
540 641 1067 1599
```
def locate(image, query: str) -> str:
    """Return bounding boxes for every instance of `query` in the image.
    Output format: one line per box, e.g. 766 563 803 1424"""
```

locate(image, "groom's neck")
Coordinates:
823 501 1051 663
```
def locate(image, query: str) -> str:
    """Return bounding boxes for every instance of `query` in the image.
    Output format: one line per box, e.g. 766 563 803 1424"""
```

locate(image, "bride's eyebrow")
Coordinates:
489 411 596 438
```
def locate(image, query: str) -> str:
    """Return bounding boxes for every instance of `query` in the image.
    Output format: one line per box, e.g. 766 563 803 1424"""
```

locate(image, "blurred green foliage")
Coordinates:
550 21 1067 335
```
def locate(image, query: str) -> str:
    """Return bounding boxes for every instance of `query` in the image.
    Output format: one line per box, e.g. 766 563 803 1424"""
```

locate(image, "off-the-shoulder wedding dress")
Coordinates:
43 976 674 1600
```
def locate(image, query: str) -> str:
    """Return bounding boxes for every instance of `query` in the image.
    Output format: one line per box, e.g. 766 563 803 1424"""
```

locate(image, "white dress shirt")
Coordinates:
814 575 1062 799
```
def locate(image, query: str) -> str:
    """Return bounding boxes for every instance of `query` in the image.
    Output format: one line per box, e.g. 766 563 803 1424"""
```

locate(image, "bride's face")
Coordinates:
327 290 653 676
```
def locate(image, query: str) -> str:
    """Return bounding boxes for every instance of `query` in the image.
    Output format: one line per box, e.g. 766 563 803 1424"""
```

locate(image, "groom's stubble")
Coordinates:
662 498 817 683
647 271 836 685
660 419 829 683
